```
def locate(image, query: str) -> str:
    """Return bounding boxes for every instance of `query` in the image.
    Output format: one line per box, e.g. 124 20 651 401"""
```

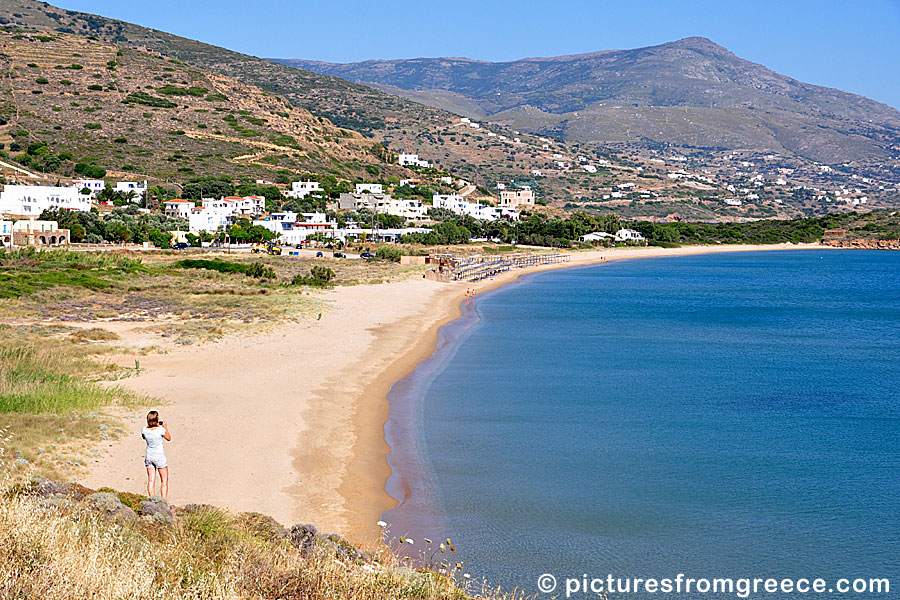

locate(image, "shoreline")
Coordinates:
81 243 835 544
373 242 838 540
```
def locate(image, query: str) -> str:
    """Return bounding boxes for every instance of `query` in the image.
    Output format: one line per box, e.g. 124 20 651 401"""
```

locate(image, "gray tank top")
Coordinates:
142 426 166 455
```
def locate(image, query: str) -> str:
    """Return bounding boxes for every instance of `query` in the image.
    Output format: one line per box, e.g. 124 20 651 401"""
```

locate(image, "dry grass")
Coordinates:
0 486 528 600
0 413 125 482
0 325 144 414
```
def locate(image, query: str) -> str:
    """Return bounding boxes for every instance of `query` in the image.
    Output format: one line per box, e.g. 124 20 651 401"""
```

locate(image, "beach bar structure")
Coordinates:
428 251 570 282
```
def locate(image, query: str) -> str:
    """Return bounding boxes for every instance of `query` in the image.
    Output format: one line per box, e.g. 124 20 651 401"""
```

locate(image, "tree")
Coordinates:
182 177 234 200
148 228 172 249
74 162 106 178
104 221 130 243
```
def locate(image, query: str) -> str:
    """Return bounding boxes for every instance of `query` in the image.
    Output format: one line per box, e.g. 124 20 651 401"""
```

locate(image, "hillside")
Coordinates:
1 0 897 220
277 38 900 167
0 29 400 183
0 0 493 176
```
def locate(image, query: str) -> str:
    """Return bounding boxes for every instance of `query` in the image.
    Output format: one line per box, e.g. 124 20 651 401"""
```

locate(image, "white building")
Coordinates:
223 195 265 217
583 165 598 173
253 212 338 245
114 181 147 199
187 196 263 233
72 178 105 196
499 187 535 210
398 153 431 168
614 228 646 242
385 198 427 220
163 199 193 219
0 184 92 216
355 183 383 195
580 231 615 242
189 207 230 234
338 193 426 220
284 181 322 199
433 194 519 221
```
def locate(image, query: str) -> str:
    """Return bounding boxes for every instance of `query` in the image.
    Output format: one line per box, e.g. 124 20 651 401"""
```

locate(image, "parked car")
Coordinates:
360 252 376 259
333 252 346 258
315 251 324 257
172 242 189 250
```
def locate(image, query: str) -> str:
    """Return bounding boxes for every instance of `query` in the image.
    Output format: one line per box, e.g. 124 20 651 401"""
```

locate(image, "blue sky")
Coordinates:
54 0 900 109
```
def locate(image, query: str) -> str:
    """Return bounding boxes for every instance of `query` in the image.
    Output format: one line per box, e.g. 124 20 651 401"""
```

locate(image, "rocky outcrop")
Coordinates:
289 523 319 557
16 478 375 564
821 238 900 250
140 497 175 526
85 492 138 524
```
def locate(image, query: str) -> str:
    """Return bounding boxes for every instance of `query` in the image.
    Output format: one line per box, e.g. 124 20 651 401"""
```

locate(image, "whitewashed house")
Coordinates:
115 181 147 199
72 178 105 196
189 206 231 233
398 153 430 168
284 181 322 199
432 194 518 221
224 195 265 217
253 212 338 245
338 193 427 220
614 228 646 242
580 231 615 242
0 184 92 216
163 199 193 219
355 183 383 195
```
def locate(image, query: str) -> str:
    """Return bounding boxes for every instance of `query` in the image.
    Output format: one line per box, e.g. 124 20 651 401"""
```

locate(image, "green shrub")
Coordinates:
174 259 275 280
73 162 106 178
375 245 402 262
291 266 335 287
123 91 176 109
245 262 276 279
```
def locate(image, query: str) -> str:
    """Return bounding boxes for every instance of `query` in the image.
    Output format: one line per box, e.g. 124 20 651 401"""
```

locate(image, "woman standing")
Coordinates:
142 411 171 501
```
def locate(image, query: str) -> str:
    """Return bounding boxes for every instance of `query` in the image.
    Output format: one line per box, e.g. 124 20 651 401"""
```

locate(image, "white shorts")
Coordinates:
145 454 167 469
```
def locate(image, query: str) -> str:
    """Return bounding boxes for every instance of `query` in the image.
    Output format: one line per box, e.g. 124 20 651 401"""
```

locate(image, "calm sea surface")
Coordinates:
383 250 900 597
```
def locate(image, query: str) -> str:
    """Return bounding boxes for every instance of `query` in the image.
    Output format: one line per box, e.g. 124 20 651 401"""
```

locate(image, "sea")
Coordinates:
382 250 900 598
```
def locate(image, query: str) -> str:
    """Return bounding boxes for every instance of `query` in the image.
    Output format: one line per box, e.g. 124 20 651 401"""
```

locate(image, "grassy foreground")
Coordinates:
0 476 525 600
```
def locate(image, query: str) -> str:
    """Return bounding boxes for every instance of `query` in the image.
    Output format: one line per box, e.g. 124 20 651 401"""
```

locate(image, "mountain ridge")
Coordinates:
274 38 900 165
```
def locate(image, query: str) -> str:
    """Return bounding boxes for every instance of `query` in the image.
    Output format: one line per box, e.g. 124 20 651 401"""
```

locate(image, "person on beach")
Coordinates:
142 411 171 500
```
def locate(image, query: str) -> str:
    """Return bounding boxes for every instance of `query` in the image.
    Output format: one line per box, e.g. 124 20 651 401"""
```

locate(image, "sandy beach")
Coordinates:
83 243 831 543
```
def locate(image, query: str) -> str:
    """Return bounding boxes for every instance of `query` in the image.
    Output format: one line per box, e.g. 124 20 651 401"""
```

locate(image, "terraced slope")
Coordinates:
0 29 397 182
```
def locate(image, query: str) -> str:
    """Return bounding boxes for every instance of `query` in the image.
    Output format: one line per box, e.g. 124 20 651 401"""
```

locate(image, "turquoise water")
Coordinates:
383 250 900 597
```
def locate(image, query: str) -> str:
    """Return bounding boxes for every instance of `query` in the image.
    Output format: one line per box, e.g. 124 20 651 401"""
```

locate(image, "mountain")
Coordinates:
1 0 896 220
1 0 678 213
276 38 900 166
